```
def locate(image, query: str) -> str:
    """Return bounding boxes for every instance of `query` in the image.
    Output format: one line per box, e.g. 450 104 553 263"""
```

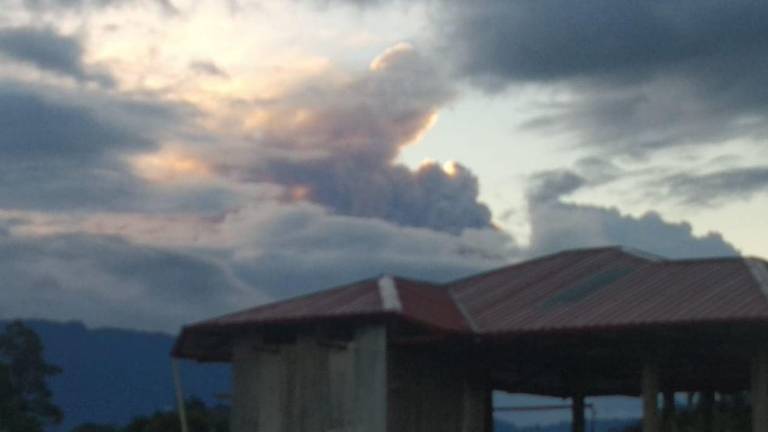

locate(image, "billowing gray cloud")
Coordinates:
435 0 768 154
0 26 113 86
212 44 493 234
525 170 739 258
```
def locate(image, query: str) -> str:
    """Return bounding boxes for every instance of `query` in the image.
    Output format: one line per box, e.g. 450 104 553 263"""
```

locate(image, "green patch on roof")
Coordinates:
540 268 634 309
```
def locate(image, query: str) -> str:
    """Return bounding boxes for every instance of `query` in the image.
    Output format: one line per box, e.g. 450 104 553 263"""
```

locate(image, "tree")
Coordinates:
70 424 120 432
69 397 228 432
120 398 228 432
0 320 62 431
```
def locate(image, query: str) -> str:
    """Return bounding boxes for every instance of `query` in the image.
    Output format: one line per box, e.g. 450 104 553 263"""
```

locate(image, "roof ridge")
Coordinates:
377 276 402 312
618 246 666 262
187 275 383 327
446 246 628 287
445 249 575 287
445 283 479 333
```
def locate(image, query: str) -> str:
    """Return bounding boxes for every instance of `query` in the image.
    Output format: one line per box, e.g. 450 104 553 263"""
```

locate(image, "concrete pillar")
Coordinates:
572 394 585 432
752 350 768 432
642 363 660 432
353 326 388 432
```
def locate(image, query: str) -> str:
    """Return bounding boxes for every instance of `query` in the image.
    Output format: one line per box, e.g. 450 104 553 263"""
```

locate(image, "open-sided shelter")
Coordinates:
173 246 768 432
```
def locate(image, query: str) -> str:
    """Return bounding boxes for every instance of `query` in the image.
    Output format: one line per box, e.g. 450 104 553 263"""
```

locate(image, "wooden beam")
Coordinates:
642 363 659 432
752 350 768 432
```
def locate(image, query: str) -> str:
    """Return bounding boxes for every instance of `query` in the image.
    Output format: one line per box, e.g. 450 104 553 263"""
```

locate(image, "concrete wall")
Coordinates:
230 326 387 432
230 327 489 432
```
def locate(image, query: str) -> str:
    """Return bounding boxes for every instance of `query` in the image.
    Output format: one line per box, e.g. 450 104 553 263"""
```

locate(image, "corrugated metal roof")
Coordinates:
174 246 768 359
449 248 768 334
184 275 468 333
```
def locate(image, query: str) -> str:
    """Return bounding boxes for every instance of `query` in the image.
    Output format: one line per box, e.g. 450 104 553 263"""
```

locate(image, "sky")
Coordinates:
1 0 767 335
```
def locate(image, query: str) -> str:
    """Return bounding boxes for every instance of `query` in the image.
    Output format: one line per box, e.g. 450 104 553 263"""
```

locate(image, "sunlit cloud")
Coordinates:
442 160 459 177
369 41 413 71
132 149 212 183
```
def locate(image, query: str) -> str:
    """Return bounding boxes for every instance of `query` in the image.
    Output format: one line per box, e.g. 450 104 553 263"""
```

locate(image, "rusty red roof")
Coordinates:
174 246 768 360
184 275 469 332
449 247 768 334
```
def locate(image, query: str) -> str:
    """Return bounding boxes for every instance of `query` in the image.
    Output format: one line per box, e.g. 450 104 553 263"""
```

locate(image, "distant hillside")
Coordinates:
4 319 636 432
4 320 229 432
497 418 636 432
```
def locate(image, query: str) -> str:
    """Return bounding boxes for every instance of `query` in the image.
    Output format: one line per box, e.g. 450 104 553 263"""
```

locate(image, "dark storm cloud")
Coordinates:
525 170 739 258
435 0 768 154
0 27 114 86
0 226 253 332
0 82 200 211
215 44 493 234
0 85 149 159
0 86 145 208
439 0 768 85
656 166 768 207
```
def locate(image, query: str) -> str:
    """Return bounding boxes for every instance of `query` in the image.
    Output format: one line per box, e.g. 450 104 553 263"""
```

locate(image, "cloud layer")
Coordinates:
0 1 757 334
526 170 739 258
435 0 768 154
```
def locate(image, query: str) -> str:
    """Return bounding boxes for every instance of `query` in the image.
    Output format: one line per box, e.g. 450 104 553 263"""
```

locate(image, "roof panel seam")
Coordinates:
747 259 768 300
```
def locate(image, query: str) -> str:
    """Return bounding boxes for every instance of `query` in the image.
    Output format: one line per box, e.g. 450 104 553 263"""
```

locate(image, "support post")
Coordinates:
752 350 768 432
662 391 676 432
572 393 585 432
171 359 189 432
484 386 494 432
642 363 659 432
701 391 714 432
354 326 387 432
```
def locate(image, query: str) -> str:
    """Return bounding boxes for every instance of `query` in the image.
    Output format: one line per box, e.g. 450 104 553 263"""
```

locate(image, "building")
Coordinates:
173 246 768 432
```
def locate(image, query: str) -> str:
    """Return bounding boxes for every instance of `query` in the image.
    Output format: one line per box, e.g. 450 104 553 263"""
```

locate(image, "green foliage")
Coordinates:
0 320 62 432
70 424 121 432
71 398 228 432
